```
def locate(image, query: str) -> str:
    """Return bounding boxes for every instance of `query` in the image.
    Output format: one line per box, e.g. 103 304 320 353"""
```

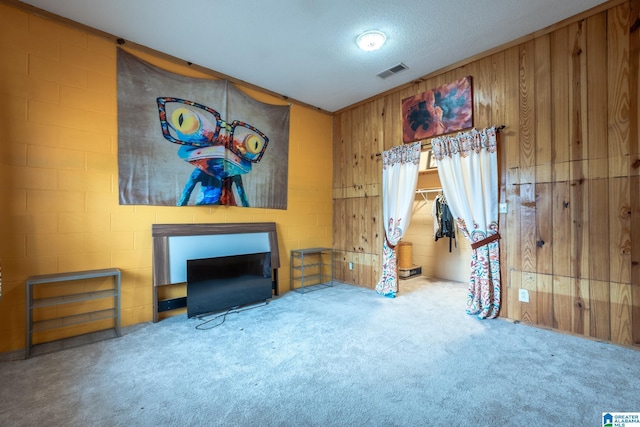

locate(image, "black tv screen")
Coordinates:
186 252 272 318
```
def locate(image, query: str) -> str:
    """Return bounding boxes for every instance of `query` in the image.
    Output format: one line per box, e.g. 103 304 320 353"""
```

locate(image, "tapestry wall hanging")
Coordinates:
401 76 473 143
117 49 290 208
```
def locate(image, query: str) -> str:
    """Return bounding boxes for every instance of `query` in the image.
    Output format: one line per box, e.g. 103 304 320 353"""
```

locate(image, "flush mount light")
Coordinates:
356 30 386 51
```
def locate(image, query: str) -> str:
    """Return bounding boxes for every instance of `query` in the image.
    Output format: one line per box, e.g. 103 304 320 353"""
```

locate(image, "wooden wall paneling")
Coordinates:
344 109 355 188
520 272 537 324
506 167 522 319
533 32 552 310
344 197 355 283
535 35 553 168
552 178 572 278
360 195 371 259
509 270 522 320
348 199 359 285
333 114 342 189
382 95 394 151
552 275 573 331
607 4 633 344
572 277 590 335
537 272 554 327
569 21 591 333
372 193 382 278
389 91 405 149
590 279 612 340
342 110 353 188
610 177 632 284
632 175 640 345
611 281 634 344
570 20 589 162
520 181 537 274
588 178 611 282
570 160 590 280
609 2 631 177
363 101 373 188
371 252 380 290
490 51 509 316
352 250 361 287
587 13 609 162
333 200 347 281
628 0 640 346
535 181 554 275
360 252 372 289
504 46 522 318
551 26 571 165
534 22 552 245
354 106 365 188
470 58 492 126
519 41 537 274
587 10 612 285
586 12 611 343
331 0 637 347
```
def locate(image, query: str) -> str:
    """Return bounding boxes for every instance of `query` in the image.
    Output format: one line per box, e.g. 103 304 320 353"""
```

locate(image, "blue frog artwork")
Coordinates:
157 97 268 206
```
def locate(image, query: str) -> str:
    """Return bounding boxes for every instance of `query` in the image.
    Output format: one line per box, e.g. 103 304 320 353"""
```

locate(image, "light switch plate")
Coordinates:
499 203 508 214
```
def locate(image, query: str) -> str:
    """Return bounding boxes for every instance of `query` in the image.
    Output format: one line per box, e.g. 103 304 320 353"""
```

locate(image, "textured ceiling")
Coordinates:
19 0 609 112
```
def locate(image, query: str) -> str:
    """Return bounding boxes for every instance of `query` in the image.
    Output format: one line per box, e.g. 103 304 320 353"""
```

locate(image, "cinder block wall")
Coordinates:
0 2 333 353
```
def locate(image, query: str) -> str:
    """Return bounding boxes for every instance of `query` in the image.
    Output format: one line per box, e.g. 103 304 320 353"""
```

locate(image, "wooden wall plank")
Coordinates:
590 279 611 340
610 177 632 284
609 3 631 176
551 26 571 164
587 13 609 161
520 272 537 324
520 182 537 273
504 46 522 319
535 183 553 274
491 51 509 316
537 273 554 327
588 178 611 281
509 270 522 321
572 278 590 335
570 160 589 280
611 281 633 344
628 0 640 346
570 20 588 162
474 57 493 126
519 41 537 274
535 34 552 168
552 181 571 277
553 275 572 331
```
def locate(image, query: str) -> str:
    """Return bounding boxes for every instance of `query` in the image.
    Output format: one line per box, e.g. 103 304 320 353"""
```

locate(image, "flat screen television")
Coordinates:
186 252 272 318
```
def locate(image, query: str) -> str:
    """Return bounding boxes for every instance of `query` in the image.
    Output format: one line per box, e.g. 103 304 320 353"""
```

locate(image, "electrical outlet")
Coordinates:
518 289 530 303
349 262 354 270
499 203 508 214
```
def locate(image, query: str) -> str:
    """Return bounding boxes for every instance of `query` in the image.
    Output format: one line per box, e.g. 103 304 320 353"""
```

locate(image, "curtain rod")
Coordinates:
374 125 506 157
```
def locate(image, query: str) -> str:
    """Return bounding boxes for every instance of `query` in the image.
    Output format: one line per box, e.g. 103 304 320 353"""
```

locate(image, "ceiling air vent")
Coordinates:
376 63 408 79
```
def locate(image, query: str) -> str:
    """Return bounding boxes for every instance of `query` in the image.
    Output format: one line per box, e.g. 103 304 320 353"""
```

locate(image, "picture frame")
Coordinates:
401 76 473 143
427 150 437 170
419 149 437 171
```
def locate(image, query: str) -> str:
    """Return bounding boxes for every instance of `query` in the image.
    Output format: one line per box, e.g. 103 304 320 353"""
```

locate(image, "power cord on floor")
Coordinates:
195 300 269 330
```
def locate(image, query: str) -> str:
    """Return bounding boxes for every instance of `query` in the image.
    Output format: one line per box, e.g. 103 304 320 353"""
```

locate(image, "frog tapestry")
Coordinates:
117 49 290 208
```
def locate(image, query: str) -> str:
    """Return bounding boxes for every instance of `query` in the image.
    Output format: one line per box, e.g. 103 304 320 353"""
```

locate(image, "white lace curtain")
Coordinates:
431 127 501 318
376 142 421 298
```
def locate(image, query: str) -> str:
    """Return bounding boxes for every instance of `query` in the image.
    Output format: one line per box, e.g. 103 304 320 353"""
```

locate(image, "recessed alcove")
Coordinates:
152 222 280 322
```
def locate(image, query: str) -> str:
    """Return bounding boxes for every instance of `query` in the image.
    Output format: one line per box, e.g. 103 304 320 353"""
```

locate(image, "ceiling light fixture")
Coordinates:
356 30 386 52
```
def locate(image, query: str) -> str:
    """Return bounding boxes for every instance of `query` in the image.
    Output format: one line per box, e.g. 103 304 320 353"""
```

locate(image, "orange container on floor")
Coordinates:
397 242 413 269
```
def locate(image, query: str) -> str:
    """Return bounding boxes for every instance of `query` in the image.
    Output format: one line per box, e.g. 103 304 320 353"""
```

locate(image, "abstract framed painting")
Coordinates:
401 76 473 143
